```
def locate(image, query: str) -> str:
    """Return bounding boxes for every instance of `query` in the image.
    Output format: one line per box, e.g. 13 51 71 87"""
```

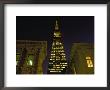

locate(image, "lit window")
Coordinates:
60 50 64 52
86 56 91 59
56 65 60 66
56 41 59 45
54 32 61 37
51 53 55 55
86 56 93 67
29 60 33 66
50 71 59 72
61 53 65 55
87 60 93 67
63 65 67 66
27 55 34 66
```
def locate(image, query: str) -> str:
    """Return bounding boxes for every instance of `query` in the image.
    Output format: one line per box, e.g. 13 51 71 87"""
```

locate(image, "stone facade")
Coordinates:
16 40 47 74
70 43 94 74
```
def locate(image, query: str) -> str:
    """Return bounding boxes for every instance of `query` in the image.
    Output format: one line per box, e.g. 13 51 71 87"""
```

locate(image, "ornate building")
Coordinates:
70 43 94 74
16 40 47 74
47 20 68 74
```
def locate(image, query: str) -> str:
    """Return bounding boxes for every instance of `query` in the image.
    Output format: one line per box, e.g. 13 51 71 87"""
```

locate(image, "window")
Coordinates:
86 56 93 67
86 56 91 59
56 41 59 45
27 55 34 66
54 32 61 37
16 54 21 65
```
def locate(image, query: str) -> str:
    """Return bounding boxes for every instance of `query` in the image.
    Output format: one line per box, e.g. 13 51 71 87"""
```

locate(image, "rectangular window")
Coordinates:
86 56 93 67
27 55 34 66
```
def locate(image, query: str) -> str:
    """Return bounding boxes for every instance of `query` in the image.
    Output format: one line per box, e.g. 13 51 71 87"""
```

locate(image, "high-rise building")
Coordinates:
47 20 68 74
16 40 47 74
70 43 94 74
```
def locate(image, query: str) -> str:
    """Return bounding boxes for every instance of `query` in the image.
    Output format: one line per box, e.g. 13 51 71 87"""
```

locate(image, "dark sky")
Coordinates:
16 16 94 73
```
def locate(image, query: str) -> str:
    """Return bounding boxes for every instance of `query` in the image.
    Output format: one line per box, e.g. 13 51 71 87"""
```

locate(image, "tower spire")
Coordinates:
55 20 59 30
48 20 68 74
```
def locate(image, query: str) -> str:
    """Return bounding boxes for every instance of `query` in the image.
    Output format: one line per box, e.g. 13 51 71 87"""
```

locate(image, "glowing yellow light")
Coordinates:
51 54 55 55
61 53 65 55
56 41 59 45
54 32 60 37
63 65 67 66
86 56 91 59
50 71 58 72
56 65 60 66
87 60 93 67
29 60 33 66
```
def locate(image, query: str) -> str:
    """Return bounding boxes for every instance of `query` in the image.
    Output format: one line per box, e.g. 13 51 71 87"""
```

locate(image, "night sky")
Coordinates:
16 16 94 74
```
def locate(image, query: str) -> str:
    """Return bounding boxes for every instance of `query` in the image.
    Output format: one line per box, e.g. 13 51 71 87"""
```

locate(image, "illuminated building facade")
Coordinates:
16 40 47 74
70 43 94 74
47 20 68 74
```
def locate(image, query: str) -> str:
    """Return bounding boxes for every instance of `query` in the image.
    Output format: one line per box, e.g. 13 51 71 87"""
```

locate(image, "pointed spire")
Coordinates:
55 20 59 30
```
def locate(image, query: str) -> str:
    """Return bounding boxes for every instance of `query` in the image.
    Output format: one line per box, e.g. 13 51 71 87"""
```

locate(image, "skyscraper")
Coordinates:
47 20 68 74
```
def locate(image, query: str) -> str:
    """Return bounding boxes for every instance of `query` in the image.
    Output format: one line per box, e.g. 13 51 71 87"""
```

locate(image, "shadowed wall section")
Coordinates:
70 43 94 74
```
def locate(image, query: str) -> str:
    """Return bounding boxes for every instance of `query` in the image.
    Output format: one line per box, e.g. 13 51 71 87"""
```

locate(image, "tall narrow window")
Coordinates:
16 48 22 66
27 55 34 66
16 54 21 65
86 56 93 67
